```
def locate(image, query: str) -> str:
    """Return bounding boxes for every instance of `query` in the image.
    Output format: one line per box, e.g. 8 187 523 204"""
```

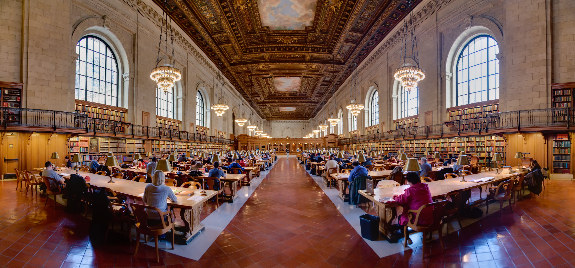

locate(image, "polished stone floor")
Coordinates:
1 157 575 267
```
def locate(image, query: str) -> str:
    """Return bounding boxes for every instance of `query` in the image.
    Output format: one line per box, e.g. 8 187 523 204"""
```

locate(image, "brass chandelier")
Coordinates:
211 73 229 117
346 63 364 116
235 102 248 126
150 4 181 93
394 1 424 91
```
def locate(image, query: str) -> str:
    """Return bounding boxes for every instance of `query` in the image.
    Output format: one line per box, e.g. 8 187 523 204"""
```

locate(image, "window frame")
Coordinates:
455 34 499 107
196 91 206 127
156 86 175 119
398 86 419 119
74 35 120 107
368 90 379 127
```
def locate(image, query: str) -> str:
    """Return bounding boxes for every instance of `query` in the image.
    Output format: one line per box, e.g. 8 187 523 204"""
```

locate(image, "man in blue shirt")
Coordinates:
208 161 226 190
348 161 368 182
419 157 433 178
227 158 245 173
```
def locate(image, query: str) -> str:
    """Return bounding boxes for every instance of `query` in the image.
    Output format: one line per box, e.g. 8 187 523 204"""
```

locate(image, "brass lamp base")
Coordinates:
108 177 115 183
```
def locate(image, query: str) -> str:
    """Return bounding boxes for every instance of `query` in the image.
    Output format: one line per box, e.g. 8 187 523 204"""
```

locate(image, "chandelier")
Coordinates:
235 118 248 126
319 125 328 131
151 5 181 93
247 125 257 131
394 3 425 91
346 101 364 117
346 63 364 117
328 118 339 127
255 130 263 136
211 73 229 117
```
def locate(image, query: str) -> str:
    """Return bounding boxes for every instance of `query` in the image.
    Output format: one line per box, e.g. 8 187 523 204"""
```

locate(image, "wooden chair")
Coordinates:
25 171 43 195
390 166 404 185
325 167 338 188
96 171 107 176
42 176 63 208
164 178 177 187
15 168 23 191
112 172 124 179
444 173 458 179
132 175 147 182
80 166 90 172
342 168 353 174
403 200 448 252
131 203 175 263
511 174 525 203
459 170 473 176
181 181 202 190
229 168 243 174
486 180 513 215
421 176 433 182
443 191 463 233
197 177 223 207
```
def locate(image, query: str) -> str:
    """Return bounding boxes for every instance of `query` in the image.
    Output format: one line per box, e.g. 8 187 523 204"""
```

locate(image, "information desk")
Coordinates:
58 169 217 244
359 171 519 241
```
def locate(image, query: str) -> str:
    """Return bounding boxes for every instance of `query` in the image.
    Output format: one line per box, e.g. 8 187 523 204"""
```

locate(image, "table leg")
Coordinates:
377 203 397 241
338 180 349 202
175 203 204 244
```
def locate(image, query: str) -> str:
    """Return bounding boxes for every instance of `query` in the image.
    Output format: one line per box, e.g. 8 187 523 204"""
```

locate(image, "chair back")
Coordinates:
42 176 62 194
408 200 448 229
181 181 202 190
133 175 147 182
165 178 177 187
112 172 124 179
342 169 353 174
459 170 473 176
493 180 513 200
512 174 525 190
444 173 458 179
326 167 338 176
130 203 172 233
230 168 243 174
365 165 374 171
96 171 106 175
390 166 404 185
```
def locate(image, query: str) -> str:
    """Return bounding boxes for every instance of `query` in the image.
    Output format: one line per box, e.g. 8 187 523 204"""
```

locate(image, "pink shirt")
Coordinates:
392 183 433 226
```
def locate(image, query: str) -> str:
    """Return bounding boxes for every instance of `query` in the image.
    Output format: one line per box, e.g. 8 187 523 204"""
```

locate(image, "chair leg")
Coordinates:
171 227 175 250
134 232 140 255
403 225 408 247
438 227 444 250
155 235 159 263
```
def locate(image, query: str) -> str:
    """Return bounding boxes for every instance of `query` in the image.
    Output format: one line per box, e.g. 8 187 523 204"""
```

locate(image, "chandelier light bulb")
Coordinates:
211 103 229 116
319 125 328 131
394 63 425 91
328 118 340 127
150 64 182 93
235 118 248 126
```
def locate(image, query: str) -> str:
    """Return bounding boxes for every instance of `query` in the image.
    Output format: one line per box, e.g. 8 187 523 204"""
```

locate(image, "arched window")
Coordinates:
348 111 357 132
455 35 499 106
399 86 418 119
75 35 119 106
337 109 343 135
156 87 174 118
196 91 206 127
367 90 379 126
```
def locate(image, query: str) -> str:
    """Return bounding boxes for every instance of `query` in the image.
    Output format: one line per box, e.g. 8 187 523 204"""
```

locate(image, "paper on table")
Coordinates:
60 173 71 177
470 177 494 183
187 195 204 202
137 193 144 197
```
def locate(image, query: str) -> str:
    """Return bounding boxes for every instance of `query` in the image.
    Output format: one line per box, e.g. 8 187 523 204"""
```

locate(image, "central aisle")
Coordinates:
197 156 382 266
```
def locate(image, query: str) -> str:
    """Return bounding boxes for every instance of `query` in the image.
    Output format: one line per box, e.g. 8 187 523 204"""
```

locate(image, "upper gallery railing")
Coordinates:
340 107 575 145
0 107 233 144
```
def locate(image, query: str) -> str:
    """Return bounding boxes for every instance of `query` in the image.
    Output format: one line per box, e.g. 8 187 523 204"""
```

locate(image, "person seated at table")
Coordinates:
452 159 463 173
188 162 204 177
325 156 339 172
65 156 72 168
177 153 187 162
89 160 100 173
419 157 432 178
362 157 373 166
143 170 178 225
42 161 65 185
529 159 542 172
146 157 158 183
390 172 433 227
208 161 226 190
238 158 246 167
227 159 245 173
135 159 147 169
348 161 368 183
443 157 455 167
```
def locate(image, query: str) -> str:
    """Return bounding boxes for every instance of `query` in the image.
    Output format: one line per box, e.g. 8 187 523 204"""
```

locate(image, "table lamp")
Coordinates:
168 153 177 163
105 156 119 183
107 152 114 156
457 155 470 182
156 159 172 173
358 152 366 163
212 153 220 164
133 153 141 160
493 153 503 173
337 151 344 159
71 154 81 173
404 158 421 173
399 153 408 162
51 152 60 160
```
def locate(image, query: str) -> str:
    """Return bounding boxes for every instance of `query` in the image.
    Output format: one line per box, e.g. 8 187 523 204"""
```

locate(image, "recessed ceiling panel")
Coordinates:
257 0 317 30
274 77 301 92
279 107 297 112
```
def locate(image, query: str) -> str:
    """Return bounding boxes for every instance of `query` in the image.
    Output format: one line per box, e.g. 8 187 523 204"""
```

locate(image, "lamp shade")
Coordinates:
71 154 81 163
404 158 421 172
107 152 114 156
50 152 60 160
514 152 524 159
156 159 171 172
105 156 119 167
212 153 220 164
434 152 441 159
399 153 408 161
168 154 177 162
358 152 366 163
337 151 344 159
493 153 503 162
133 153 141 160
371 151 377 158
457 154 470 165
146 152 152 157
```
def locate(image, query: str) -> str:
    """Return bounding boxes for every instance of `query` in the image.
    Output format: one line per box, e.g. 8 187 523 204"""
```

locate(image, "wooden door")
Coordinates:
2 133 20 179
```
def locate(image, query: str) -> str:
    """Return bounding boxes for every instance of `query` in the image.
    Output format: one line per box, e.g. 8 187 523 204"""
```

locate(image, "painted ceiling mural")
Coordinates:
154 0 421 119
258 0 317 30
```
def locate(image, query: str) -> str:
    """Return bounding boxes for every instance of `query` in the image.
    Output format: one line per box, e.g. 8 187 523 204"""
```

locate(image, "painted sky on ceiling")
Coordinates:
258 0 317 30
274 77 301 92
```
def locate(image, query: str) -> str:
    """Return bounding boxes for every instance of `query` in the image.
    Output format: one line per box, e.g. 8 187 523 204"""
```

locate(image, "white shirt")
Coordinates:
325 160 339 171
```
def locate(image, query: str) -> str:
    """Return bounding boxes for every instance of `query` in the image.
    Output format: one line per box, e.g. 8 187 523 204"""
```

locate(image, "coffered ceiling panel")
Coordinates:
154 0 421 119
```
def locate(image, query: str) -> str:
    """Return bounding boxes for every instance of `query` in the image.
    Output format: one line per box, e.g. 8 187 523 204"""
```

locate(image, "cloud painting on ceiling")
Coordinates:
258 0 317 30
279 107 297 112
273 77 301 92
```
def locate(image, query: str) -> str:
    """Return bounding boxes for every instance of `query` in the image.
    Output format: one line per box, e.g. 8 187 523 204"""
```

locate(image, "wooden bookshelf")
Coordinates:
447 100 499 121
552 134 571 173
156 116 181 130
394 116 418 130
68 136 90 153
551 82 575 108
0 82 22 124
75 100 127 122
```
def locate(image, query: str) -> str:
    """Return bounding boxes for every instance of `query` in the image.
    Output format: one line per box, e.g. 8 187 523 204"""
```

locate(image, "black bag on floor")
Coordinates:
65 174 86 213
90 188 112 247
